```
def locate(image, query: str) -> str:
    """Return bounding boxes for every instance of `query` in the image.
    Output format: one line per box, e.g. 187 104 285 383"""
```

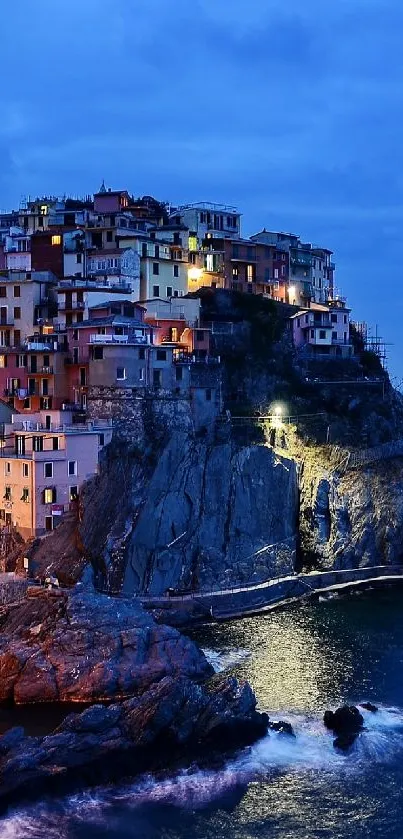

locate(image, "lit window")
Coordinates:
51 235 61 246
247 265 253 283
40 205 48 216
0 355 6 368
43 487 54 504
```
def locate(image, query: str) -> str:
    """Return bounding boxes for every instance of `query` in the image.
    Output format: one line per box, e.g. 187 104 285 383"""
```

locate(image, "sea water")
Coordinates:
2 588 403 838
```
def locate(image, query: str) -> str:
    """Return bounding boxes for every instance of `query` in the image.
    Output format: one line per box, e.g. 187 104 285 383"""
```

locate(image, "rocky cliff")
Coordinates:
110 432 299 595
299 453 403 570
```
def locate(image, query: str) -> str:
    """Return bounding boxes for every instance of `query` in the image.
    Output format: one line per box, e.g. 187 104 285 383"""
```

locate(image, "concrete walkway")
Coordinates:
140 565 403 620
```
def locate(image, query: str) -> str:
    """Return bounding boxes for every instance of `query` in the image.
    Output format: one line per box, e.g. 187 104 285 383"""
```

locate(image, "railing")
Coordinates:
89 333 149 345
57 301 85 311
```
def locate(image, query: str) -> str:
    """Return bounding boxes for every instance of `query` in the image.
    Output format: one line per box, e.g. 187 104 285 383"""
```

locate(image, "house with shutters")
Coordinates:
0 409 112 538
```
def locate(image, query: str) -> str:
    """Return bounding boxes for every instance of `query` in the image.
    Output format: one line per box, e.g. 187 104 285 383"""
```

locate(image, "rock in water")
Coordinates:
268 720 295 737
324 705 364 751
360 702 378 713
0 675 268 811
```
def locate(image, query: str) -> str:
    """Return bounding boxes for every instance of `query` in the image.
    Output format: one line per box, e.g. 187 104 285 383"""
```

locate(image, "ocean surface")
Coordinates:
2 588 403 838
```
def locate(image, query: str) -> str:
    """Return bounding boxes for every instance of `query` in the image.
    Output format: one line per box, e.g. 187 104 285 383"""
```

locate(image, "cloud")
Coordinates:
1 0 403 373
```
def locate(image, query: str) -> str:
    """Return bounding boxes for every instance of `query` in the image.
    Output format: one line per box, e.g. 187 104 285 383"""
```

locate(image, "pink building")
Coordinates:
291 300 352 358
0 409 112 538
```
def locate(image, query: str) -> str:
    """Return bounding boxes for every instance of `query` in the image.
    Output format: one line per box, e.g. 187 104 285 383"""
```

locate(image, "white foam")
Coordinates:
201 647 251 673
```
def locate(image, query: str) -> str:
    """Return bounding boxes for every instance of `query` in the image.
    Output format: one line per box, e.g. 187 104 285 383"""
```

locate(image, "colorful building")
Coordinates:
0 409 112 538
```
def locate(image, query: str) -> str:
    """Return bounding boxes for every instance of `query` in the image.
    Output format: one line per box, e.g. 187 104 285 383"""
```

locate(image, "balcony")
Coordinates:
173 352 220 365
89 333 149 345
58 301 85 311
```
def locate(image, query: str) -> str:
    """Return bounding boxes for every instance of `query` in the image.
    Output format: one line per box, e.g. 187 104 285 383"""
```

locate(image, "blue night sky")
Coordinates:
1 0 402 378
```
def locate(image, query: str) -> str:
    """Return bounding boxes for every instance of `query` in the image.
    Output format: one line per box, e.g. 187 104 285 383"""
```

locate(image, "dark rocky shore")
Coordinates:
0 587 268 812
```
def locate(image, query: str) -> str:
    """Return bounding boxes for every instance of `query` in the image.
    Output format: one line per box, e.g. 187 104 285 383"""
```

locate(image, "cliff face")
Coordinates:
300 455 403 570
122 432 299 595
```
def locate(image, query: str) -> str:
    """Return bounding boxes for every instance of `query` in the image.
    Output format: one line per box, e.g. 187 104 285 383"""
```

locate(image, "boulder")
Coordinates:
0 588 213 705
267 720 295 737
360 702 378 713
324 705 364 751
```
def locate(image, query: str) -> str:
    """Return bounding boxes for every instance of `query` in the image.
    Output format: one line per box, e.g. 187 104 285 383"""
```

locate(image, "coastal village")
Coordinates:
0 184 369 541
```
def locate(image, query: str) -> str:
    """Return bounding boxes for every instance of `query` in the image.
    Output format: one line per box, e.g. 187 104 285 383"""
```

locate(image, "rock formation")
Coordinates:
0 674 268 812
122 432 299 595
0 587 212 704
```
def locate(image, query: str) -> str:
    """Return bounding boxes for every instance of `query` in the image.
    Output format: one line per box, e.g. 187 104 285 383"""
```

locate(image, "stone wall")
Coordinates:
88 383 221 445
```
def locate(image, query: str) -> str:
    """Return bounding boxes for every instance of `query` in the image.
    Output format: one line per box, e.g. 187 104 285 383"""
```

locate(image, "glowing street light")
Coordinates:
270 402 287 428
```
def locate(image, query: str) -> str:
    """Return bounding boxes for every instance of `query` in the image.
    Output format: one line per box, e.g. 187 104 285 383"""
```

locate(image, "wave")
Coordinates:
2 703 403 836
201 646 251 672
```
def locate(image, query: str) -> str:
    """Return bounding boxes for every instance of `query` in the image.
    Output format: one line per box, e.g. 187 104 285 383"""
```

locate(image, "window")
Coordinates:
152 285 160 297
139 368 144 381
344 315 347 324
206 388 212 401
116 367 126 380
247 265 253 282
139 348 145 360
13 286 20 298
15 435 25 456
76 253 82 264
106 231 113 242
51 235 61 246
4 486 11 500
331 314 337 323
80 367 86 386
43 487 56 504
175 366 183 381
173 265 179 278
0 355 7 368
310 329 314 338
68 461 77 476
4 462 11 476
21 488 29 503
319 330 326 339
166 286 173 297
33 436 43 452
99 434 105 446
152 263 159 275
44 462 53 479
16 354 27 368
93 346 103 360
73 329 79 340
153 369 161 387
14 307 21 320
76 312 83 323
156 349 166 361
142 242 148 257
23 398 30 410
332 331 337 340
155 245 160 258
42 380 49 396
23 463 29 478
69 486 78 502
274 268 279 279
52 437 59 451
0 288 6 298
